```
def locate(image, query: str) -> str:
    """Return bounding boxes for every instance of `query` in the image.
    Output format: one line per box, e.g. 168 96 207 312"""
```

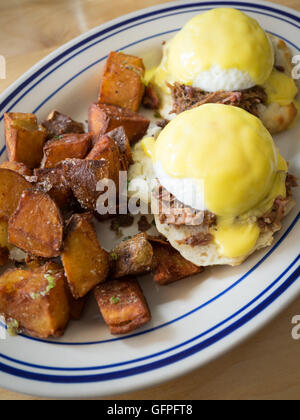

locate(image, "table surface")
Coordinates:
0 0 299 401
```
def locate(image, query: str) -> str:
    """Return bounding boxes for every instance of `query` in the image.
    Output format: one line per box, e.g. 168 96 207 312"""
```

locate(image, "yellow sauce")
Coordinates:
263 69 298 106
154 8 274 89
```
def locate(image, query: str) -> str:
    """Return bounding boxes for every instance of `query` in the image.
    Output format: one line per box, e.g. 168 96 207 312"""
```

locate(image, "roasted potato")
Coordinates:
88 103 149 145
0 262 70 338
60 158 110 211
107 126 133 169
0 161 32 177
111 233 153 279
94 277 151 334
33 167 73 210
99 52 145 112
0 219 9 249
41 110 85 139
41 133 91 168
4 112 47 169
8 190 64 258
61 213 110 299
149 237 204 285
0 168 31 221
86 135 121 191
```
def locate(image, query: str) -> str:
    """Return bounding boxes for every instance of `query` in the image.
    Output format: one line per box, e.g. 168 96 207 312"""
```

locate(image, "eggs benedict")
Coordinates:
149 8 299 134
129 104 297 267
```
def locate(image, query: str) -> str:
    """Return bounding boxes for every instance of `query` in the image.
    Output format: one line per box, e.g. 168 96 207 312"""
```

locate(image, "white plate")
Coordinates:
0 0 299 399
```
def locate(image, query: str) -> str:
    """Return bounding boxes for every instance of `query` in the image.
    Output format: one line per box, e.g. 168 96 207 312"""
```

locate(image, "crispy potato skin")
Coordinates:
112 233 154 279
0 161 32 177
150 238 204 285
61 158 110 211
8 190 64 258
41 133 92 168
41 110 85 139
107 127 133 168
88 103 149 145
66 288 88 320
0 168 31 221
0 262 70 338
99 52 145 112
61 213 110 299
4 113 47 169
33 167 73 210
94 277 151 335
86 135 121 191
0 247 9 266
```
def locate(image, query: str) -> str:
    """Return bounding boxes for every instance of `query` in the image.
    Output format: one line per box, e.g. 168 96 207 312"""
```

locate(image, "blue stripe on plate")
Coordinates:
0 1 299 383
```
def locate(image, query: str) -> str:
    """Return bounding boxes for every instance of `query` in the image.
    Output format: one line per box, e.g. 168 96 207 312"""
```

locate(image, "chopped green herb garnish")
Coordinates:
7 319 19 336
110 297 120 305
110 252 119 261
30 274 56 300
53 135 63 140
122 236 132 242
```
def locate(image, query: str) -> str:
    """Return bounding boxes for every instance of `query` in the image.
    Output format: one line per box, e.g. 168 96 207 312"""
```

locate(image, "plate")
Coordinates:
0 0 299 399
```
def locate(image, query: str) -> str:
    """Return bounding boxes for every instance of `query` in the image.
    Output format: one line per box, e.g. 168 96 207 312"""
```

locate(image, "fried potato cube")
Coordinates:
86 135 121 190
8 190 64 258
88 103 149 145
4 113 47 169
41 133 91 168
107 127 133 168
150 237 204 285
0 262 70 338
94 277 151 334
99 52 146 112
60 158 110 211
111 233 154 279
33 167 73 210
61 213 110 299
0 168 32 221
0 161 32 177
41 110 85 139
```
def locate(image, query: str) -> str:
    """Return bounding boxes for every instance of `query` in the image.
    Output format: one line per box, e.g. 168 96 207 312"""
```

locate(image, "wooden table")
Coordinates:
0 0 299 400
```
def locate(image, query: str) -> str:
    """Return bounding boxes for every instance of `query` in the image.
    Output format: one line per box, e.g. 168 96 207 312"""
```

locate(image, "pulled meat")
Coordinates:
258 174 298 233
153 183 216 228
169 83 267 117
176 232 214 247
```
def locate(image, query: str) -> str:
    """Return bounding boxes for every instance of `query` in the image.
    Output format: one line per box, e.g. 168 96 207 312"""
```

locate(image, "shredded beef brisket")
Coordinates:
169 83 267 117
176 232 214 247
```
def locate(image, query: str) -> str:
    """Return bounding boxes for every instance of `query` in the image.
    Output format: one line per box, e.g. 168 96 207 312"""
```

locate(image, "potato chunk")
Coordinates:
33 167 73 210
4 112 47 168
150 237 204 285
0 168 31 221
99 52 145 112
41 133 91 168
8 190 64 258
111 233 153 279
88 103 149 145
0 262 70 338
60 158 110 211
94 277 151 334
41 110 85 139
61 213 110 299
0 247 9 266
0 161 32 177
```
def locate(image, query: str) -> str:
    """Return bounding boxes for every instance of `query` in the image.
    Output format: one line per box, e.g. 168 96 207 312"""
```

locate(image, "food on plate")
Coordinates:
99 51 146 112
8 190 64 258
111 233 154 279
61 213 110 299
0 168 31 221
150 236 204 285
0 262 70 338
60 158 110 211
150 8 299 133
130 104 297 267
88 103 150 145
41 110 85 139
94 277 151 334
67 293 88 321
33 167 73 210
41 133 92 168
4 112 47 168
0 161 32 176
